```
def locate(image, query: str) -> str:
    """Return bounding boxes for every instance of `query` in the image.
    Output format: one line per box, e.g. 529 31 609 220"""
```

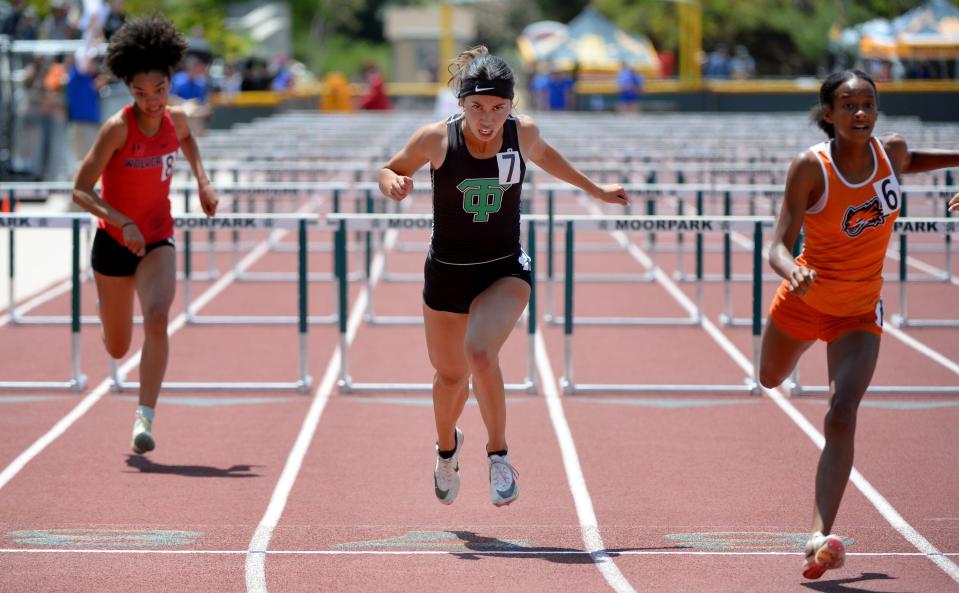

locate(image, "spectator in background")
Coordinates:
546 68 574 111
67 45 107 168
270 54 295 92
241 57 271 91
101 0 127 41
2 0 38 40
320 71 352 112
730 45 756 80
39 0 78 40
658 50 675 78
220 61 243 98
528 62 549 111
729 45 756 80
704 43 731 78
172 55 209 104
172 55 212 137
616 62 644 113
41 54 71 179
358 63 392 110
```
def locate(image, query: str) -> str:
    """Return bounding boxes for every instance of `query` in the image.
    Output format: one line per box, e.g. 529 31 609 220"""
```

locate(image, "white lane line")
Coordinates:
0 280 72 327
585 200 959 584
535 331 638 593
884 323 959 375
245 231 395 593
2 548 957 557
0 229 286 491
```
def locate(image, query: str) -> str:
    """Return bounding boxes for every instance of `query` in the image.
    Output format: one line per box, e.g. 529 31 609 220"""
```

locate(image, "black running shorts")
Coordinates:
91 228 174 277
423 250 532 314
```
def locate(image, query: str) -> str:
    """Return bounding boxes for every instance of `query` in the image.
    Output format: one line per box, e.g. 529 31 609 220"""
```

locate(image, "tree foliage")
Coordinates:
122 0 953 76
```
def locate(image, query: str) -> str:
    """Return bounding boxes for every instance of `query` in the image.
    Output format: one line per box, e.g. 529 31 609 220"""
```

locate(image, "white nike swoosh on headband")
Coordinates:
475 86 495 92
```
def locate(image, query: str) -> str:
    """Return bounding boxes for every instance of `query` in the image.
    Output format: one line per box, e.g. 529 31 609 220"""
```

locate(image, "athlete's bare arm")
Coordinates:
770 151 823 295
516 114 627 206
379 121 446 201
882 133 959 176
170 107 218 216
72 114 151 255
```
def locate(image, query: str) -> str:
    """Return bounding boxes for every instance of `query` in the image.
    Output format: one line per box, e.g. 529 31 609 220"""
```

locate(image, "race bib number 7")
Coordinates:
496 149 521 184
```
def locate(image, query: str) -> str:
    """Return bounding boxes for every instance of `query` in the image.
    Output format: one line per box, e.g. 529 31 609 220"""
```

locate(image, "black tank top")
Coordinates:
429 114 526 264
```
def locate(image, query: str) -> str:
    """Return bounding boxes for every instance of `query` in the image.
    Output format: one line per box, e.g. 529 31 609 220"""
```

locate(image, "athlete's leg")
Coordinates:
423 303 470 452
94 271 136 359
133 245 176 409
813 330 880 535
758 319 816 389
465 277 530 453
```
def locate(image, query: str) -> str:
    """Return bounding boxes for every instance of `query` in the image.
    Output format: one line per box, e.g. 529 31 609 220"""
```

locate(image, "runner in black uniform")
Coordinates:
379 46 628 507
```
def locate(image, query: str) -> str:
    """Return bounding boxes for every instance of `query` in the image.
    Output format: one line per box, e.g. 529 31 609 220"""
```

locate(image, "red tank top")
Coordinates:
99 104 180 245
792 136 901 316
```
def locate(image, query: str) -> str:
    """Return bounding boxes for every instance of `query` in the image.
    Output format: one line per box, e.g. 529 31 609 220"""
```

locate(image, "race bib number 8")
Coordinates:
160 151 177 182
496 149 521 185
872 174 901 216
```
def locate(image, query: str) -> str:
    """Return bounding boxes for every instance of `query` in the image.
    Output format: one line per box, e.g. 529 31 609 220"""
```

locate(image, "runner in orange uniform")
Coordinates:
758 69 959 580
73 16 218 455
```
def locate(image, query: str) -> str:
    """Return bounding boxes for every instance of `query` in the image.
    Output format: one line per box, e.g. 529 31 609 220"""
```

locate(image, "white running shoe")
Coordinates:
433 428 463 505
487 452 519 506
131 412 155 454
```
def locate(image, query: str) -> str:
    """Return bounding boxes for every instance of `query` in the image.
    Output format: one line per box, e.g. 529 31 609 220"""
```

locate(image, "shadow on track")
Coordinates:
802 572 904 593
450 530 688 564
123 455 262 478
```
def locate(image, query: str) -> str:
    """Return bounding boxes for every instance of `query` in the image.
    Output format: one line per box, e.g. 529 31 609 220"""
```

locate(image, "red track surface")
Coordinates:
1 196 958 593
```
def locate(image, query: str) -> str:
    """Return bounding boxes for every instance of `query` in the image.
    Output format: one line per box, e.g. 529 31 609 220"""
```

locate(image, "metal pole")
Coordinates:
898 192 908 324
546 190 554 320
335 219 351 390
297 218 311 393
70 218 87 391
6 190 14 322
722 191 732 322
750 221 762 394
562 221 574 393
526 219 537 393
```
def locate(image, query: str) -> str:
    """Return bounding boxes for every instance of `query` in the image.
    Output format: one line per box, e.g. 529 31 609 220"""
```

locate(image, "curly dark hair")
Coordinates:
105 15 187 83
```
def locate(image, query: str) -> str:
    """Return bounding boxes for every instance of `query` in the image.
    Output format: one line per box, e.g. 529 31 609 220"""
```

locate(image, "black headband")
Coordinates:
458 78 514 99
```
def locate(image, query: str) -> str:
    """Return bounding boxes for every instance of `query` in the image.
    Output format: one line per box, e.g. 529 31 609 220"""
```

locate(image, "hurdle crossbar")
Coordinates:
555 214 770 395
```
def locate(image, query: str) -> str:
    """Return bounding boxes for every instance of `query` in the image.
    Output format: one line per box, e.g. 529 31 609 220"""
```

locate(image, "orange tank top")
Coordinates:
792 137 901 316
99 105 180 245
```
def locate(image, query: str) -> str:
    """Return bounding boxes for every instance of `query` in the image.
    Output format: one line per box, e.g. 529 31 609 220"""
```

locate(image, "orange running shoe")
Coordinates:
802 532 846 579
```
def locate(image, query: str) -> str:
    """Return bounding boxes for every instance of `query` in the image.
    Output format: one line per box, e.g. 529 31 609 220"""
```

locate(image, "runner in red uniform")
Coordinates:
73 16 218 455
758 69 959 580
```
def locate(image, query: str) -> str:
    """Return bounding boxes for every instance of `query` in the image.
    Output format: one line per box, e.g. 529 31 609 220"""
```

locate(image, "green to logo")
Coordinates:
457 178 511 222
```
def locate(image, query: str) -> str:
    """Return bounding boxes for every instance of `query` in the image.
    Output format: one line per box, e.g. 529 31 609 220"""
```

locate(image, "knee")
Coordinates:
434 368 468 391
103 336 130 359
757 364 786 390
464 340 496 373
141 307 170 337
824 399 859 438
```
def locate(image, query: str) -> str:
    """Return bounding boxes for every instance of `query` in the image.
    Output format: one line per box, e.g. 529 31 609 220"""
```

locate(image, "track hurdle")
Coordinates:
891 199 958 328
327 212 540 394
113 213 317 393
556 214 769 395
0 213 89 391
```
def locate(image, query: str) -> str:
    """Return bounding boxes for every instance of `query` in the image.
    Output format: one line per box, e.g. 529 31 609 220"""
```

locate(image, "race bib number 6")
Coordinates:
872 174 901 216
